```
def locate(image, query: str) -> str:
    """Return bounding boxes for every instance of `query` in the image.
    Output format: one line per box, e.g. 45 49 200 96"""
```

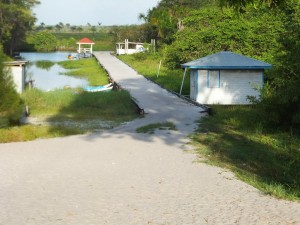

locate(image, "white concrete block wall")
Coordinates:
6 66 25 94
195 69 263 105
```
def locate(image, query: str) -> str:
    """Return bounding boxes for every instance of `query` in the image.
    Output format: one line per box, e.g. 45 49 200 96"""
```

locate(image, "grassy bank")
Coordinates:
22 88 137 122
58 58 109 85
0 58 138 143
119 53 300 201
118 53 190 95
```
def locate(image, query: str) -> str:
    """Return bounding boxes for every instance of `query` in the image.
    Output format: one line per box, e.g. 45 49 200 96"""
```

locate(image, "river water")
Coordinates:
20 52 88 91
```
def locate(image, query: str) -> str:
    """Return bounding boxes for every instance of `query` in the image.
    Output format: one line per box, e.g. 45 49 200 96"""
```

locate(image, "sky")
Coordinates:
33 0 159 26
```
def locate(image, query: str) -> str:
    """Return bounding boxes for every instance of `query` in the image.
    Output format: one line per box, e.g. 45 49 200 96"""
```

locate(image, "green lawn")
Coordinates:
118 53 190 96
192 105 300 201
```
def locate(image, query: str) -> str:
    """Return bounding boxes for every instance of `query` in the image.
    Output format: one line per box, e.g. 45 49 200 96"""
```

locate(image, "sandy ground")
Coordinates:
0 129 299 225
0 52 299 224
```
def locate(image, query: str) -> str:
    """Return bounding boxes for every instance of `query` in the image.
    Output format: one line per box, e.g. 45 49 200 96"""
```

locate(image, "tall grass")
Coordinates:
118 53 190 95
21 88 137 122
193 105 300 201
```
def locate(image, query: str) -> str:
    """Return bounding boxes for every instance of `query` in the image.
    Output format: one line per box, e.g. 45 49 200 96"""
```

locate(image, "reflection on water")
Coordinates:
20 52 88 91
35 61 55 71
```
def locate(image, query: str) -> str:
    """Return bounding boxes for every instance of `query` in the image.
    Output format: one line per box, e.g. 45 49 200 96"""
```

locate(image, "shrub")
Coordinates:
0 46 23 126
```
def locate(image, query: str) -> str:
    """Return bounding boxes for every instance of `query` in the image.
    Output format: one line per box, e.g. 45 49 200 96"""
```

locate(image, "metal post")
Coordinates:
180 68 187 95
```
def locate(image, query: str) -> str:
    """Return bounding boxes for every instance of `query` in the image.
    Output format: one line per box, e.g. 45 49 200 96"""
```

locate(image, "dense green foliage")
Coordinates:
26 31 59 51
256 2 300 129
24 31 115 52
219 0 293 12
0 46 23 126
193 105 300 200
0 0 39 55
54 32 115 51
141 0 216 44
165 7 284 68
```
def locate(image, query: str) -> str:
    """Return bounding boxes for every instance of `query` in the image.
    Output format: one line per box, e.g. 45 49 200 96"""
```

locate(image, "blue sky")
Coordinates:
33 0 159 26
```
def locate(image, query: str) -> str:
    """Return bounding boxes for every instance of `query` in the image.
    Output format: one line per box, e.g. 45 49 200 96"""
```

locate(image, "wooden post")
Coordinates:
125 39 128 54
157 60 162 78
180 68 187 95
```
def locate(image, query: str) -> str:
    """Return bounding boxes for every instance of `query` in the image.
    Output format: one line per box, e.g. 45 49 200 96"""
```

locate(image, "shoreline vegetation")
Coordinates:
0 57 139 143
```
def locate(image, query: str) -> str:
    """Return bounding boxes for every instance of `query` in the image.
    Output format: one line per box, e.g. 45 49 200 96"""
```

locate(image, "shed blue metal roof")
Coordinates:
181 51 272 70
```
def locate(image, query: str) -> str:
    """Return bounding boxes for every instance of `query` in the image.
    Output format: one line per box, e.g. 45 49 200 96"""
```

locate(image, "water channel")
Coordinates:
20 52 88 91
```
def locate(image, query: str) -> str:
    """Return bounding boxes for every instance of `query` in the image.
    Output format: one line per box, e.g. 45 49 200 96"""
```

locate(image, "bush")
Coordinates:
0 46 24 126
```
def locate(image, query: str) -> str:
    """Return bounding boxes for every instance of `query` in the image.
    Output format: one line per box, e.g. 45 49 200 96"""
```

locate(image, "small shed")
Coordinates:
181 51 272 105
77 38 95 55
4 61 27 94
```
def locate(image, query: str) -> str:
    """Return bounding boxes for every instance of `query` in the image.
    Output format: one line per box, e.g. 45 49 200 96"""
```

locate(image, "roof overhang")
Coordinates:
4 61 27 66
181 65 272 70
77 38 95 45
181 51 272 70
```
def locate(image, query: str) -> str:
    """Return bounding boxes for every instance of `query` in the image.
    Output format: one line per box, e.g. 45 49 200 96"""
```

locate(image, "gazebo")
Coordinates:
77 38 95 56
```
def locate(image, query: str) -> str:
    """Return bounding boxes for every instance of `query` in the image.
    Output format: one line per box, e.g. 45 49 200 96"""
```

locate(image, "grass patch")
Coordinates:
0 125 84 143
192 105 300 201
22 88 137 122
118 53 190 96
58 58 109 86
136 122 177 134
0 88 138 143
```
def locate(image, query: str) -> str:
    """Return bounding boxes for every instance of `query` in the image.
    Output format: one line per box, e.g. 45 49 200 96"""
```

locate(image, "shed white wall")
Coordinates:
6 66 25 93
192 70 263 105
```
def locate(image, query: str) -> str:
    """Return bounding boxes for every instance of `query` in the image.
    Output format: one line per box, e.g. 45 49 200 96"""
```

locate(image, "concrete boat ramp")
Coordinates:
0 52 299 225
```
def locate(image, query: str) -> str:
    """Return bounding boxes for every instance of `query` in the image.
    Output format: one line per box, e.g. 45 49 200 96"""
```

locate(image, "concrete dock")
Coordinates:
93 51 204 135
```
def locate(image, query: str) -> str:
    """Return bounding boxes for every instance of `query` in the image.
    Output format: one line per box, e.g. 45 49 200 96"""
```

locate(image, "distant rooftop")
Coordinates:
181 51 272 70
77 38 95 44
4 61 27 66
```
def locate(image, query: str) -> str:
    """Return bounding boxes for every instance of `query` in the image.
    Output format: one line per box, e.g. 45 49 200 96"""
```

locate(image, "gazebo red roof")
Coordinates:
77 38 95 44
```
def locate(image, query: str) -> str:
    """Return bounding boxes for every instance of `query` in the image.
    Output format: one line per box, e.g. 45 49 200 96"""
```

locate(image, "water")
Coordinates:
20 52 88 91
